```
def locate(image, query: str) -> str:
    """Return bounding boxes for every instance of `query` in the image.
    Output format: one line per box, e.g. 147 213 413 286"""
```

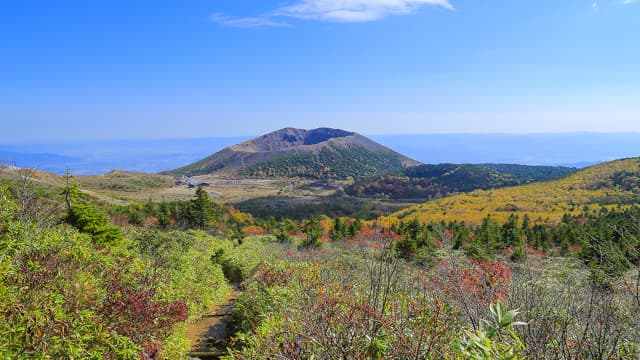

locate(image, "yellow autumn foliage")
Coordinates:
380 158 640 226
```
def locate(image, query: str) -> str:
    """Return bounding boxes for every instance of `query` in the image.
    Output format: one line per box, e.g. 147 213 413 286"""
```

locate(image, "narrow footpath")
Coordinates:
185 283 242 360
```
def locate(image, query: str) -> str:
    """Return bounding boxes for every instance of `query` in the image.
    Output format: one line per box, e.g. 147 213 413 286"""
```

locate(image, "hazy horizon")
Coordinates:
4 129 640 145
2 132 639 175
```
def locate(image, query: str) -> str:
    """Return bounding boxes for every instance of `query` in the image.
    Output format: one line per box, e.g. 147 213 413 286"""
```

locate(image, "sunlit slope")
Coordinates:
379 157 640 225
0 167 175 203
165 127 422 179
346 163 575 200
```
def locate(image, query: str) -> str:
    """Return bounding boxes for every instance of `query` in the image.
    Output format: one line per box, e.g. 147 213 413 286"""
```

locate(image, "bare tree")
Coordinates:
508 228 639 359
13 166 58 227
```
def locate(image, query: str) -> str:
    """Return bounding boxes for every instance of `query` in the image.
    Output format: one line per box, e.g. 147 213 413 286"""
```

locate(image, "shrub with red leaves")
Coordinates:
99 270 188 354
429 258 512 329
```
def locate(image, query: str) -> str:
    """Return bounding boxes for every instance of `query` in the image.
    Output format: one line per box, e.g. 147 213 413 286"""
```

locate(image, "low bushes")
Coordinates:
227 240 522 359
0 188 231 359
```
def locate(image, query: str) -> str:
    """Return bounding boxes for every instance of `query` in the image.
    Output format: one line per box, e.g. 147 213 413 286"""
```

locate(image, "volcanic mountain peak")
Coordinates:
230 128 356 152
165 127 421 178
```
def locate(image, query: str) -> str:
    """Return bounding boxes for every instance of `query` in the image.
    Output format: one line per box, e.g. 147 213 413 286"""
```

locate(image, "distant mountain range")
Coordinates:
0 138 250 175
0 150 79 173
1 132 638 175
346 163 577 200
165 128 421 179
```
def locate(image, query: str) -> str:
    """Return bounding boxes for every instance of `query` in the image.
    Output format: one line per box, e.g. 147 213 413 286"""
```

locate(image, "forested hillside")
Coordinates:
239 144 409 179
381 157 640 225
2 159 639 359
346 163 575 199
166 128 421 179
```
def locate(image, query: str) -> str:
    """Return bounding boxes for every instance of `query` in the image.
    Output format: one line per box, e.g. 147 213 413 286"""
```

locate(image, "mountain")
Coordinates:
0 150 80 173
0 166 177 205
165 128 422 179
346 163 576 200
5 133 639 175
380 157 640 225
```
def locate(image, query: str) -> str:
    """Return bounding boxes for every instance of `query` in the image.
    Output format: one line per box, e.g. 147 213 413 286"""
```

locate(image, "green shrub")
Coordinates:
221 236 279 282
0 191 232 359
455 302 526 360
66 203 123 245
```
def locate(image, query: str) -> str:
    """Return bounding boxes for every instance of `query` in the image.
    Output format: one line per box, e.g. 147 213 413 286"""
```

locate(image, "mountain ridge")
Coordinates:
346 163 577 200
165 127 422 179
379 157 640 226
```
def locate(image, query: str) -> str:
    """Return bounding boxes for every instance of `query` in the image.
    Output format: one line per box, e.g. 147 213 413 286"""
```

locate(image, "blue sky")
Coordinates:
1 0 639 142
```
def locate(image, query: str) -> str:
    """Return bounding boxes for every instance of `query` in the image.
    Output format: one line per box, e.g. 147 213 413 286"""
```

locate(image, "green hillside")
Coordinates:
239 143 408 180
346 163 576 199
380 157 640 225
165 128 421 179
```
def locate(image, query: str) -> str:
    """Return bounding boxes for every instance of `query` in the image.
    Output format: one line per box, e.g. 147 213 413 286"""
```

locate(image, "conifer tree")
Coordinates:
501 213 522 248
191 186 214 229
301 216 323 248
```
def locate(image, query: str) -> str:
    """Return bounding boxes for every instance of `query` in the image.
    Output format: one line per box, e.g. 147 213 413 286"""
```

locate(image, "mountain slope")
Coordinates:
346 163 576 199
165 128 421 179
379 157 640 225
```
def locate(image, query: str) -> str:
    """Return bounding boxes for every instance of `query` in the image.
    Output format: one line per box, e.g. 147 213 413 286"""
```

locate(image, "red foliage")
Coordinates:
570 244 583 252
145 217 159 225
385 231 403 242
474 259 512 297
255 265 293 287
243 225 268 236
18 251 63 288
140 343 159 360
359 225 374 236
99 270 188 355
430 258 512 305
347 230 402 250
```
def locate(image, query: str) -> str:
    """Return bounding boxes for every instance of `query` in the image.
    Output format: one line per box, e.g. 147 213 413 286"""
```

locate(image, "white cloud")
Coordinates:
211 0 453 27
273 0 454 22
592 1 599 11
623 0 634 4
209 13 287 28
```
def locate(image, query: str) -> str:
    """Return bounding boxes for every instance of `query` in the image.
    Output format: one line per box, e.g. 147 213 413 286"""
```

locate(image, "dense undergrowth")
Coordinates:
2 168 640 359
227 232 639 359
0 225 228 358
0 182 243 359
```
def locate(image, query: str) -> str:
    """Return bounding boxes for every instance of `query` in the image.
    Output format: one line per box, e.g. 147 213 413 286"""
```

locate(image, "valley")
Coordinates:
5 2 639 358
1 129 639 359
